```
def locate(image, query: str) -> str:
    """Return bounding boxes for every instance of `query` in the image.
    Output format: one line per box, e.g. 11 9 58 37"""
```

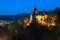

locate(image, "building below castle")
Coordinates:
0 20 13 27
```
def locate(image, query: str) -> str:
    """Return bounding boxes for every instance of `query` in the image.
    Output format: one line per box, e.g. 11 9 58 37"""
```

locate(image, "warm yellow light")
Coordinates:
35 14 56 27
27 23 30 26
44 15 48 19
24 18 29 26
23 13 56 28
51 23 55 26
29 14 32 23
36 15 48 26
23 14 32 28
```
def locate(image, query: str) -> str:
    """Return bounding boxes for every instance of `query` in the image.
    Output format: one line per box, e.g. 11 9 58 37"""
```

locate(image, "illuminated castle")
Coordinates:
23 6 56 28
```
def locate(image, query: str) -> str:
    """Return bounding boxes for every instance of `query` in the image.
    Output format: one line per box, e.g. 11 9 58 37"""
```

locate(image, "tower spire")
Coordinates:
32 5 38 23
33 5 38 14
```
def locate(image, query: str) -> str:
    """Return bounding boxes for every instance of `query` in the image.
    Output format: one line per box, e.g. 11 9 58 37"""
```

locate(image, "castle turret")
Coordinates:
32 6 38 23
33 6 38 15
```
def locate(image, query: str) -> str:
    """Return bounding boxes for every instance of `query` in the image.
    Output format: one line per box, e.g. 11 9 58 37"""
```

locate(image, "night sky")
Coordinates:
0 0 60 15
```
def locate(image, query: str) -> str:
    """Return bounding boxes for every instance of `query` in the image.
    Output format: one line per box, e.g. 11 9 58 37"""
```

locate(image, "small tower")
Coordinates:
32 6 38 23
33 5 38 15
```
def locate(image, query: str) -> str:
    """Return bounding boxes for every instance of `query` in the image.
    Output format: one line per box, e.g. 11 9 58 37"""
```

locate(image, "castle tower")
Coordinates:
32 6 38 23
33 5 38 15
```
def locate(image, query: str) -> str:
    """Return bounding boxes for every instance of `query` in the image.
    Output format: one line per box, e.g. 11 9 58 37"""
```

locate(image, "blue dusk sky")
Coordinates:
0 0 60 15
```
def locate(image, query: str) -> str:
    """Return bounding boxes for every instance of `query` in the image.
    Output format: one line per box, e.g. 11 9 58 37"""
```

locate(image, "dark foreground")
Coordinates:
0 22 60 40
